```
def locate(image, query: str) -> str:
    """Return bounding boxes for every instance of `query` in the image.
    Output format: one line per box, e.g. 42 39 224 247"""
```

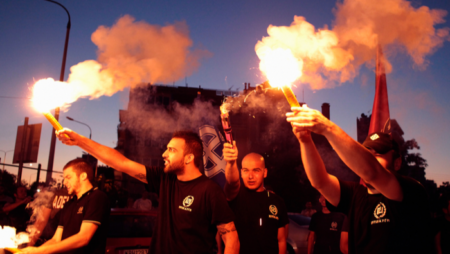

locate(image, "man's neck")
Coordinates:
75 183 94 199
321 206 330 214
176 166 202 182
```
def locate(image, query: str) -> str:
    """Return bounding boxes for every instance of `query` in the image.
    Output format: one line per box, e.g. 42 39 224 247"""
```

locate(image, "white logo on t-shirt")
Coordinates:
331 221 338 231
374 202 386 219
77 206 83 214
183 196 194 207
268 205 279 220
371 202 391 225
179 195 194 212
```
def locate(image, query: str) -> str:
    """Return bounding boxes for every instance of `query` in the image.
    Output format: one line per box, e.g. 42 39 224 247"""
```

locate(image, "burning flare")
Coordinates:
220 101 234 143
255 0 449 90
256 47 302 107
31 78 74 131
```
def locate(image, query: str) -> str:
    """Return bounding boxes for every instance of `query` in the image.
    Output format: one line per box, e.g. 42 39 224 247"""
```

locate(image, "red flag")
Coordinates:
369 45 391 134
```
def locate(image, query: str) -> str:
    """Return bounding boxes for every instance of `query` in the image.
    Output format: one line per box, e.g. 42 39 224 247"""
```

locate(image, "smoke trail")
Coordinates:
26 188 55 240
256 0 449 89
31 15 211 111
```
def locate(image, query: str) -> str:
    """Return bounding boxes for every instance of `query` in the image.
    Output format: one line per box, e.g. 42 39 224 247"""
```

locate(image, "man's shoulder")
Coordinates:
395 174 427 198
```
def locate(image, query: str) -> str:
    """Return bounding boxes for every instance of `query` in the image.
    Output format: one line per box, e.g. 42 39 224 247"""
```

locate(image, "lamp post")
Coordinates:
0 150 14 170
66 116 92 139
45 0 71 184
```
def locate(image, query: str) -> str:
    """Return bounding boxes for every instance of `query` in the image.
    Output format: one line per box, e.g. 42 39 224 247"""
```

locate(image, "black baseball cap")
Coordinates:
362 132 399 155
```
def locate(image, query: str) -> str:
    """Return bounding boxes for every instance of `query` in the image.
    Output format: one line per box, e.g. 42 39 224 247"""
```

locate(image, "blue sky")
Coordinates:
0 0 449 185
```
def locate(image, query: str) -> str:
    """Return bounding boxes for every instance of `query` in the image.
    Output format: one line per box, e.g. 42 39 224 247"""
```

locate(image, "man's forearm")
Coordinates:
323 124 402 201
278 240 286 254
3 201 24 213
300 136 340 206
38 232 90 254
224 161 240 200
223 233 239 254
40 238 57 247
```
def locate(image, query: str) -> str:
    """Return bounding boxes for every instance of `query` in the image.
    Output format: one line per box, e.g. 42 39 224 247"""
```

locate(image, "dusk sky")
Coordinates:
1 0 449 186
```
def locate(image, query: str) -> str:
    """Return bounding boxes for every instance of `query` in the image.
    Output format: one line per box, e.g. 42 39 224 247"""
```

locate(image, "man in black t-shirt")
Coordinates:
3 185 32 233
56 129 239 254
436 195 450 254
223 142 289 254
28 186 71 246
19 158 110 254
286 105 431 254
308 195 347 254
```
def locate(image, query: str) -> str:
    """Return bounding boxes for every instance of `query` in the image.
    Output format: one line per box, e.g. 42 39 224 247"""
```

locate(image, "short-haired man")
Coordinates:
56 129 239 254
307 195 347 254
223 142 289 254
286 105 430 253
19 158 110 254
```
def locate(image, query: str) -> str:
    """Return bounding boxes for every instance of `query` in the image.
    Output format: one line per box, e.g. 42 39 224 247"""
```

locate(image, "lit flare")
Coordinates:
257 47 302 107
220 103 233 143
31 78 74 136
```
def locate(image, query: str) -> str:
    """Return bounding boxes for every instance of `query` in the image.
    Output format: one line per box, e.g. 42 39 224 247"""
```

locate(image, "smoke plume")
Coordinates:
256 0 449 89
32 15 210 112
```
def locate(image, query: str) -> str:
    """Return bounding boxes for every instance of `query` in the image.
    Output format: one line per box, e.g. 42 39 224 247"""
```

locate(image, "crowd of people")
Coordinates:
0 104 448 253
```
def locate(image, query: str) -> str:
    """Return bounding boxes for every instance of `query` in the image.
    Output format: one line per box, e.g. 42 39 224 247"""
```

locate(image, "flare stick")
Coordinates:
220 112 233 144
42 111 69 138
281 85 300 108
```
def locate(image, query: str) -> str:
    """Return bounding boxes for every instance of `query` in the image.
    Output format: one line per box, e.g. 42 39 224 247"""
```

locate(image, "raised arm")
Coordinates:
217 221 239 254
223 141 240 201
286 106 403 201
56 128 147 183
292 127 340 206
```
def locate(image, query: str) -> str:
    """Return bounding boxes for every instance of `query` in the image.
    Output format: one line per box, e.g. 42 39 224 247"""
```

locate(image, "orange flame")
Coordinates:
31 78 77 113
256 47 302 89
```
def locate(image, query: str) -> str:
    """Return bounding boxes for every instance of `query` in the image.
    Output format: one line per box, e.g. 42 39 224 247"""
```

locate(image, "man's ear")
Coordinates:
263 168 268 178
185 154 194 165
394 157 402 171
80 172 88 181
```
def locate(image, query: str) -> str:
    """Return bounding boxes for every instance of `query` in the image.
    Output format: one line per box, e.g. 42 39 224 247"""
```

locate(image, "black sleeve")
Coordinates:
341 215 349 232
83 191 110 225
309 213 318 231
146 166 164 194
326 179 357 215
277 197 289 228
208 182 235 226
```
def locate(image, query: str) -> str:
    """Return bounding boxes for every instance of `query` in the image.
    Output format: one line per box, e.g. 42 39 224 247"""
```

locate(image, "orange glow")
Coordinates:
31 78 77 113
256 47 302 107
257 47 302 89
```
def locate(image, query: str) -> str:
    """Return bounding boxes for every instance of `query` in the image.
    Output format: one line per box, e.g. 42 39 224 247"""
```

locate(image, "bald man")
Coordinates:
223 142 289 254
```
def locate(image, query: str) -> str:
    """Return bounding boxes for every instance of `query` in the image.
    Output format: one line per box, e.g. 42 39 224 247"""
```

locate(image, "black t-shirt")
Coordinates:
327 174 430 254
437 218 450 253
58 187 110 254
41 188 71 240
309 211 346 250
229 187 289 254
146 166 235 254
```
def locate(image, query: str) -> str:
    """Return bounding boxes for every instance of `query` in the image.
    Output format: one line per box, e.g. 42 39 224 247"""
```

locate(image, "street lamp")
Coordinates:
44 0 71 184
0 150 14 170
66 116 92 139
